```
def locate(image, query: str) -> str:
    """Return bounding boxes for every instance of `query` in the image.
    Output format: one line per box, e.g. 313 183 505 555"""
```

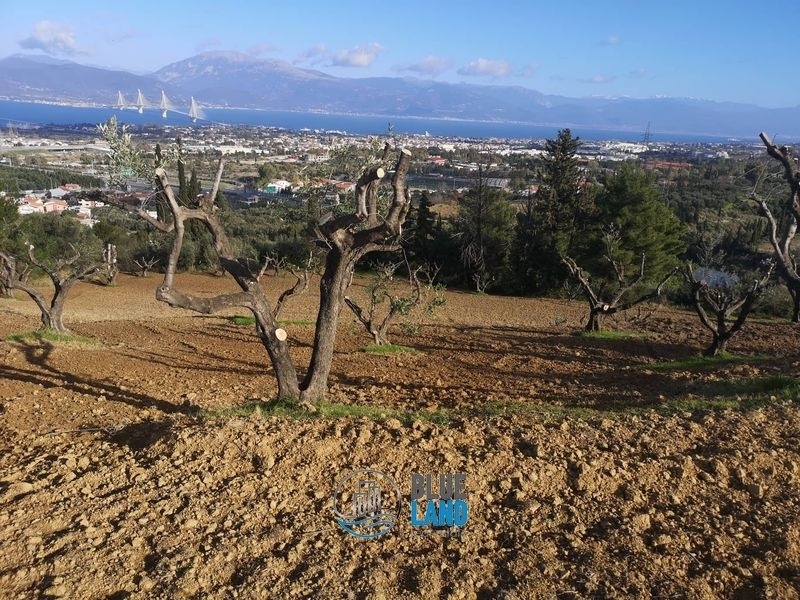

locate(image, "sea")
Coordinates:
0 99 745 144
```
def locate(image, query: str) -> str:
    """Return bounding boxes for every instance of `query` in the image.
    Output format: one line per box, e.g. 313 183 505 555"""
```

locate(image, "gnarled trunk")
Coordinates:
0 249 98 335
120 142 412 408
755 133 800 323
300 248 353 402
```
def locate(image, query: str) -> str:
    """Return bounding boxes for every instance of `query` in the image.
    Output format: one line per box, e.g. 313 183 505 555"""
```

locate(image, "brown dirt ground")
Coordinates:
1 273 799 599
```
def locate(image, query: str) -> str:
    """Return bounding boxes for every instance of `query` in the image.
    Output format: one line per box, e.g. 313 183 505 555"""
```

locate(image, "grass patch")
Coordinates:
6 329 101 346
228 315 256 327
579 330 646 340
205 398 454 425
707 375 800 399
204 374 800 427
647 353 768 372
657 375 799 413
362 344 418 355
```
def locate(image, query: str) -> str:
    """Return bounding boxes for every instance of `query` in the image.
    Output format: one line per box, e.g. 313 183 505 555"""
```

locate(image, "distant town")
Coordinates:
0 121 759 224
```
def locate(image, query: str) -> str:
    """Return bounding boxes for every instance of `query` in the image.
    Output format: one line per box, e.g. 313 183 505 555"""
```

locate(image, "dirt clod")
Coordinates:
1 274 799 598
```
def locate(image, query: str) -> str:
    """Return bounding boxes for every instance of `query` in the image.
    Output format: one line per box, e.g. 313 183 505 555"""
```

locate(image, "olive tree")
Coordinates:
753 132 800 321
562 228 676 332
0 213 103 333
683 262 773 356
100 119 412 407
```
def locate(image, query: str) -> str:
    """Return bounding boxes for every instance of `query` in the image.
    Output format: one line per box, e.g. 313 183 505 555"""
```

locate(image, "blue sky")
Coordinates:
4 1 799 108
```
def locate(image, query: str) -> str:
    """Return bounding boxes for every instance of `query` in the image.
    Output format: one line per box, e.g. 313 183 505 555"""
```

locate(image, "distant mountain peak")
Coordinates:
0 52 797 138
154 51 334 84
5 53 76 66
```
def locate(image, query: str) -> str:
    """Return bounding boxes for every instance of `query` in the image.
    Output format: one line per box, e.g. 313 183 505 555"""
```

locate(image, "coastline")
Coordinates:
0 99 762 143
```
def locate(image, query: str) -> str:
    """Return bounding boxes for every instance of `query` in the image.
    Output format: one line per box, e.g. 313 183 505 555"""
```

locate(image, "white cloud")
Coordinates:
331 43 384 68
628 68 647 79
294 43 328 66
601 35 620 46
397 55 452 76
581 74 616 84
457 58 511 78
18 21 81 56
248 42 279 57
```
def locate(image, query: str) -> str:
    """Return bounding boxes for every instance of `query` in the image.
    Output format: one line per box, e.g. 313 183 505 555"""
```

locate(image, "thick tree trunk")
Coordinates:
704 334 728 357
788 284 800 323
47 280 77 334
585 310 603 332
300 249 353 402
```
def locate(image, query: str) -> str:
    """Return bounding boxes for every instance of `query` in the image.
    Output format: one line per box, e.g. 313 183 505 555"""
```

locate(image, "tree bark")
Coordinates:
117 144 413 408
755 133 800 322
586 310 603 332
787 283 800 323
684 262 772 356
0 249 99 334
705 334 728 357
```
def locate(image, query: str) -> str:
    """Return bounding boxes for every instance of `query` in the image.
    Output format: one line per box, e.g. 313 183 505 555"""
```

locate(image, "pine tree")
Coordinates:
456 171 516 292
592 163 685 283
512 129 593 294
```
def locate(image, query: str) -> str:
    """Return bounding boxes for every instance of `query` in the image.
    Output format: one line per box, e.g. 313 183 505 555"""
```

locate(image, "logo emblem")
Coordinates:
333 469 401 539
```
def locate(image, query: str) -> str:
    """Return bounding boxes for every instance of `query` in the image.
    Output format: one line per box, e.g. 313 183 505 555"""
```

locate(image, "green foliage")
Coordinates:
12 212 102 269
647 353 768 372
229 315 257 326
206 398 454 425
362 343 418 355
752 284 795 319
666 376 799 412
91 206 164 273
579 329 647 340
0 164 104 192
590 163 686 284
512 129 594 294
0 197 18 248
456 175 516 290
405 193 460 283
6 329 101 346
407 193 437 265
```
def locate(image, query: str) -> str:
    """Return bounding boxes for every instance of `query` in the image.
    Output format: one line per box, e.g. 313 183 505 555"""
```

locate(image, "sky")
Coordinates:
4 1 800 108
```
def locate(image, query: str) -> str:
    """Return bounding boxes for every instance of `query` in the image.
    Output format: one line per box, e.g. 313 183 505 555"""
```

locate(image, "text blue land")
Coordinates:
410 499 469 527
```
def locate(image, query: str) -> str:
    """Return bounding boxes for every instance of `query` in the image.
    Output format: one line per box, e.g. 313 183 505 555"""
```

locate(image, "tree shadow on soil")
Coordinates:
334 323 789 412
2 340 193 415
104 419 174 452
408 323 692 362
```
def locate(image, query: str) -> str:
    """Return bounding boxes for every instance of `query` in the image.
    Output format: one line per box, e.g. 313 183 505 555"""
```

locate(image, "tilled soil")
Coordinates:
1 274 799 599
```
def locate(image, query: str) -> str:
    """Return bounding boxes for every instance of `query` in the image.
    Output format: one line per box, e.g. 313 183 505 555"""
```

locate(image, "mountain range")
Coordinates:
1 51 798 139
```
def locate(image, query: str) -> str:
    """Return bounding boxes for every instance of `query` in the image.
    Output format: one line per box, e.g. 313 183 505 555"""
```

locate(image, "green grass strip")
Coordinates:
362 344 418 355
6 329 101 346
647 353 769 372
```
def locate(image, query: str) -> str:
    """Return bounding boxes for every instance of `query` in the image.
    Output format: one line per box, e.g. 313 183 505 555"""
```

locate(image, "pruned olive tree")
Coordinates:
344 259 445 346
683 262 773 356
100 119 412 407
562 229 676 332
0 213 104 334
0 245 101 334
753 132 800 321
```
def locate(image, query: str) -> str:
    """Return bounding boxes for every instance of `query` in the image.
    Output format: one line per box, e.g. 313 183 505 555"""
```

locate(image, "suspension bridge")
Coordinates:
115 90 204 122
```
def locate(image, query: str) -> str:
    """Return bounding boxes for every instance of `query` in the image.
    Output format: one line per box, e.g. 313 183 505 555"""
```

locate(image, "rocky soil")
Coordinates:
1 273 799 599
